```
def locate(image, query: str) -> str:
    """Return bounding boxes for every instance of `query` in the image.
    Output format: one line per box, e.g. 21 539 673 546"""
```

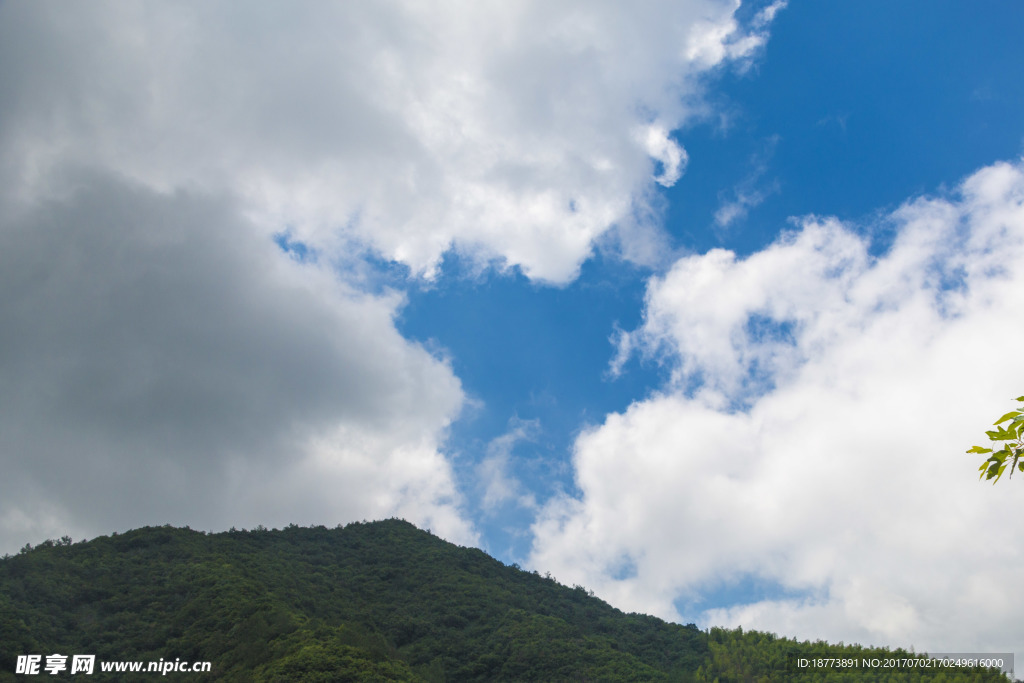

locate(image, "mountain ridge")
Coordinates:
0 520 1010 681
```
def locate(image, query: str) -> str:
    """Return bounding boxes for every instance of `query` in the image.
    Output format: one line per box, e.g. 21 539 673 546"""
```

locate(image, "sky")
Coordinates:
2 0 1023 665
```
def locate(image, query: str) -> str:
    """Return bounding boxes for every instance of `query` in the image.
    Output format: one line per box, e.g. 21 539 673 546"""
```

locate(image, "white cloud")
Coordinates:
685 0 786 71
713 183 776 227
477 418 541 513
639 124 689 188
0 0 783 284
531 160 1024 659
713 135 780 228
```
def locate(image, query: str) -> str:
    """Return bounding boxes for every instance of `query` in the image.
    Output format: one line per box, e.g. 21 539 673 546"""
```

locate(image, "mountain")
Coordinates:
0 520 1010 681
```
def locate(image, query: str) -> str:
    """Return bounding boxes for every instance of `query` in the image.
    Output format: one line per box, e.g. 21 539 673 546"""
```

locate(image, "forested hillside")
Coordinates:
0 520 1010 681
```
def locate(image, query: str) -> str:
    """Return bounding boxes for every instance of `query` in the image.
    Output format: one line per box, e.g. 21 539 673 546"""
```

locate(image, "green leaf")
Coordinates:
983 461 1007 482
983 452 1008 471
1015 396 1024 402
994 411 1021 425
987 428 1016 441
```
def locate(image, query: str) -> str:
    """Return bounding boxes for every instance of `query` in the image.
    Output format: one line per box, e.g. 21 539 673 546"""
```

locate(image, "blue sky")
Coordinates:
2 0 1024 663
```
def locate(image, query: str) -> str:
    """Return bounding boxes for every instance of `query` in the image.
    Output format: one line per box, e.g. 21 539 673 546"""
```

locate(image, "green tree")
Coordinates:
968 396 1024 483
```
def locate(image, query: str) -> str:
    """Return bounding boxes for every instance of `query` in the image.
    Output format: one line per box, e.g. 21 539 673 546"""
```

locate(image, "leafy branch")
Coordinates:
967 396 1024 483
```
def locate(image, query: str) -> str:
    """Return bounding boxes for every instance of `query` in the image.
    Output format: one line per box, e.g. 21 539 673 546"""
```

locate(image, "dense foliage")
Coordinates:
0 520 1011 681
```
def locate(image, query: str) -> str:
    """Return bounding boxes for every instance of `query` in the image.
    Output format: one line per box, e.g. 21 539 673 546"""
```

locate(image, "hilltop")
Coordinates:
0 520 1010 681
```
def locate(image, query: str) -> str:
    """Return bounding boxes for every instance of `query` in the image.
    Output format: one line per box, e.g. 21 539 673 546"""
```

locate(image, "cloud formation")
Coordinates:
713 135 780 229
532 160 1024 656
0 0 783 552
477 418 541 514
0 172 470 550
0 0 777 284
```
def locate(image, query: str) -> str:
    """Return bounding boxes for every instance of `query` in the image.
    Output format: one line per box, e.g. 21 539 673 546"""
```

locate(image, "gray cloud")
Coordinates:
0 171 468 550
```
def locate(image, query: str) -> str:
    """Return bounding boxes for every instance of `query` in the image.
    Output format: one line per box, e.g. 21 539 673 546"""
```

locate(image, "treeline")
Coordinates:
697 627 1010 682
0 520 1010 681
